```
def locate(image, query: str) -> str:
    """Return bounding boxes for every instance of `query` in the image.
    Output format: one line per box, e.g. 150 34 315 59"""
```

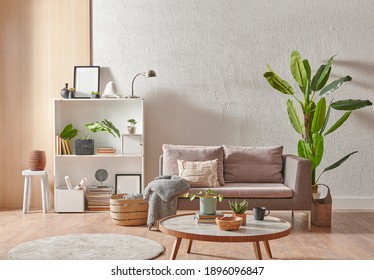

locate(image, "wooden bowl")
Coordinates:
215 216 243 231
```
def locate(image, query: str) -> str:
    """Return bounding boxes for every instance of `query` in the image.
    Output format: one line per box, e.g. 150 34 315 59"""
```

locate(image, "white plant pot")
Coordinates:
312 192 321 200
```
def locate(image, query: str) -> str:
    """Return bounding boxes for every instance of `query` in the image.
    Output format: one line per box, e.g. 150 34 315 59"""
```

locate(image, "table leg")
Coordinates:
170 238 182 260
187 239 193 253
27 177 32 211
41 177 47 214
263 240 272 258
253 242 262 260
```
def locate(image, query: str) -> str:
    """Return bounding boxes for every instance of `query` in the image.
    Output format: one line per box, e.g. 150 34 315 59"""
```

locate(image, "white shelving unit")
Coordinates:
53 98 144 212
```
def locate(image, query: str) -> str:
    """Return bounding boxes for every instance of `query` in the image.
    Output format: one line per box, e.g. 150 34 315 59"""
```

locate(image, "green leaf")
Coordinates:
298 139 313 160
311 55 335 91
313 133 324 168
304 79 311 104
266 64 275 72
324 111 352 136
320 76 352 97
319 105 331 134
311 97 326 134
322 151 358 173
330 99 372 111
303 59 311 80
287 99 305 136
264 72 295 95
290 50 307 90
59 124 78 140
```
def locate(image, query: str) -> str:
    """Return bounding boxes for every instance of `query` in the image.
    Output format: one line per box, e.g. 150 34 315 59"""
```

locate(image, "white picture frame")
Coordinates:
115 174 141 194
74 66 100 98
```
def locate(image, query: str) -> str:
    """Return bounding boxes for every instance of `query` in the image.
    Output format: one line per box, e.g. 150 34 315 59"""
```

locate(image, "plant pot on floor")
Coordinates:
199 197 217 215
75 139 94 155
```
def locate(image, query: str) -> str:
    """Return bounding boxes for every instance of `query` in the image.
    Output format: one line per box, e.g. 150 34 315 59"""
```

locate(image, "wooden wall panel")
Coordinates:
0 0 90 209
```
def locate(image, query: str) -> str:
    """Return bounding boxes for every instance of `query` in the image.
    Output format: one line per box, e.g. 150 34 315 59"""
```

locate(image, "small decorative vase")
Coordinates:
60 83 69 99
29 150 46 171
75 139 94 155
127 126 136 134
234 213 247 225
200 197 217 215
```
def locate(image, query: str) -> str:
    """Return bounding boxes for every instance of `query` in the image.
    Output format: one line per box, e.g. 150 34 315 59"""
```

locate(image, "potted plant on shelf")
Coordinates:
91 91 101 99
59 124 78 155
75 119 120 155
127 119 137 134
183 189 224 215
68 87 75 99
263 50 372 199
229 199 248 225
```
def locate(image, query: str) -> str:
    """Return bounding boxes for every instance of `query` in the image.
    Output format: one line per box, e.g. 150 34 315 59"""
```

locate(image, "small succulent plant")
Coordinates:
229 199 248 214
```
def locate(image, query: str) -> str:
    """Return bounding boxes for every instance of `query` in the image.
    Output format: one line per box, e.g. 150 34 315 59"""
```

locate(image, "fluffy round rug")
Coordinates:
8 234 164 260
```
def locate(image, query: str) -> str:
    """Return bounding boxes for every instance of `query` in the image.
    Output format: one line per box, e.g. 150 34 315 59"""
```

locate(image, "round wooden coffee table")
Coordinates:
159 213 291 260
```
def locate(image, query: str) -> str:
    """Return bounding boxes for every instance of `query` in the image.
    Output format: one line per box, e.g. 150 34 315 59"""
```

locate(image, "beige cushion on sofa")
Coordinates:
162 144 225 185
224 145 283 183
178 159 219 188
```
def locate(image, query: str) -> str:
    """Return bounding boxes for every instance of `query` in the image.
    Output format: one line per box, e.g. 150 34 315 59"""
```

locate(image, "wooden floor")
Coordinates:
0 209 373 260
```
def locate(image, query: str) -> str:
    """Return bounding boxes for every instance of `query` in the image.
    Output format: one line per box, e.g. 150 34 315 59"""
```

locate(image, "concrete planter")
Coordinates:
75 139 94 155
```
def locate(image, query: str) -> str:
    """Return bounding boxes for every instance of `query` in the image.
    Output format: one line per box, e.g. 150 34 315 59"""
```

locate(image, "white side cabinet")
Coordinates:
53 99 144 213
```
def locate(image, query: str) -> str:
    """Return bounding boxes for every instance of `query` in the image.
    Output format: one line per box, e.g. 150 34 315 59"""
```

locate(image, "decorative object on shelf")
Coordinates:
127 119 137 134
68 87 75 99
75 119 120 155
64 176 73 190
60 83 70 99
126 69 157 99
74 177 87 190
110 194 148 226
28 150 46 171
263 50 372 200
229 199 248 225
102 81 120 99
253 207 270 221
115 174 142 194
215 216 243 231
95 169 108 186
183 189 224 215
90 91 100 99
74 66 100 98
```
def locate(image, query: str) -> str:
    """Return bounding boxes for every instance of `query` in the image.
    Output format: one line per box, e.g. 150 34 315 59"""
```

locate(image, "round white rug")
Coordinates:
8 234 164 260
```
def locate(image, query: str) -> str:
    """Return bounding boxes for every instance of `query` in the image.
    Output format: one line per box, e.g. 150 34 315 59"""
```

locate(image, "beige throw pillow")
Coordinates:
178 159 220 188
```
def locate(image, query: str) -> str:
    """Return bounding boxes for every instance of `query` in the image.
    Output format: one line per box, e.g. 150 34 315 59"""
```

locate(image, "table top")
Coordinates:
159 213 291 242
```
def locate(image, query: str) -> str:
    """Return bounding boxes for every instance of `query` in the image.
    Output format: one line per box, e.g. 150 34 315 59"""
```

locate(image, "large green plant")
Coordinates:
264 50 372 191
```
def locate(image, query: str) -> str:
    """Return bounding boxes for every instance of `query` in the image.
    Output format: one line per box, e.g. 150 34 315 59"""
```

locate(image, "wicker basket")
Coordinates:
110 194 148 226
215 216 243 231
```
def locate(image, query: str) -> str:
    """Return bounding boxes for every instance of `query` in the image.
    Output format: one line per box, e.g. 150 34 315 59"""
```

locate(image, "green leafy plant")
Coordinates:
229 200 248 214
91 91 100 95
183 189 224 202
127 119 137 127
264 50 372 192
59 124 78 140
81 119 120 139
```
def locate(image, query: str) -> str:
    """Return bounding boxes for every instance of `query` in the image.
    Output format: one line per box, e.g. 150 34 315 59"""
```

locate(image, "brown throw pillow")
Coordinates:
178 159 219 188
223 145 283 183
162 144 225 185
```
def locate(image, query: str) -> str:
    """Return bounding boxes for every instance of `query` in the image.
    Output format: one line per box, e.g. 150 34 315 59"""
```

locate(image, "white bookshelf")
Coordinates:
53 98 144 212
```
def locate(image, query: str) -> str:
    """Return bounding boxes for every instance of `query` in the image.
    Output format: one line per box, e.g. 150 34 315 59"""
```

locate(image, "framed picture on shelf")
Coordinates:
74 66 100 98
115 174 141 194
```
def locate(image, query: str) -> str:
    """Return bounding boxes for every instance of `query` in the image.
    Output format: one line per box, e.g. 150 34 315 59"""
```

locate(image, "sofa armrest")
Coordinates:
282 154 312 196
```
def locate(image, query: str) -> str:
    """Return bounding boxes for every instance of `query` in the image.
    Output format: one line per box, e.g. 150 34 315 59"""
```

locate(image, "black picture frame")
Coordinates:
73 66 100 98
115 174 142 194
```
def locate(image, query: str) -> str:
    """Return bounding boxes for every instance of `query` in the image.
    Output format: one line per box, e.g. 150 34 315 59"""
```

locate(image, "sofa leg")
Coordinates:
291 210 294 219
307 211 311 231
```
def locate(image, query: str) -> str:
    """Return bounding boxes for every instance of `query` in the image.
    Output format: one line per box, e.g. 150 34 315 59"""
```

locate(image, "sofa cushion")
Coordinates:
178 159 219 188
224 145 283 183
180 183 293 198
162 144 225 185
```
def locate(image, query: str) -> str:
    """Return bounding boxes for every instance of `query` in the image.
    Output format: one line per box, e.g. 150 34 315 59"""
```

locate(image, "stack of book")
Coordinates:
85 186 114 211
194 211 225 223
96 147 116 155
56 136 72 155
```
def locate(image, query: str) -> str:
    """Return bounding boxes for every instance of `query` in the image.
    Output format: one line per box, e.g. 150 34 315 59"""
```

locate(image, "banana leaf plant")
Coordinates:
263 50 372 193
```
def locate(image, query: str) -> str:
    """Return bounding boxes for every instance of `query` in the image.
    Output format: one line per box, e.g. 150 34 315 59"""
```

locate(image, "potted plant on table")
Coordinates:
127 119 137 134
183 189 224 215
75 119 120 155
91 91 101 99
229 199 248 225
263 50 372 199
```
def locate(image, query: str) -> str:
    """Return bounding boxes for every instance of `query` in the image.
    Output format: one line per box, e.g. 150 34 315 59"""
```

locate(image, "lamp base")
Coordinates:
125 95 140 99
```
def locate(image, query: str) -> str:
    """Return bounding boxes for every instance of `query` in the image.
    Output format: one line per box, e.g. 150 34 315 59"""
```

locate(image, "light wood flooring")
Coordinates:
0 209 373 260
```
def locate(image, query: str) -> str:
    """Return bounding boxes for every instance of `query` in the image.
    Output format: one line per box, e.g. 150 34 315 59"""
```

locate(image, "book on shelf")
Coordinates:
85 185 113 211
56 136 72 155
96 146 116 155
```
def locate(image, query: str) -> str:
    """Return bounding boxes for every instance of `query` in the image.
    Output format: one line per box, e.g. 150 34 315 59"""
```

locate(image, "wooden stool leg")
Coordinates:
263 240 272 258
27 176 32 211
170 238 182 260
22 176 30 214
41 176 47 213
187 239 193 253
253 241 262 260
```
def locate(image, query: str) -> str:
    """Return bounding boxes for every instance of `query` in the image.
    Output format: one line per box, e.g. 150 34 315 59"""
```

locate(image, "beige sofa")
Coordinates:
159 144 312 227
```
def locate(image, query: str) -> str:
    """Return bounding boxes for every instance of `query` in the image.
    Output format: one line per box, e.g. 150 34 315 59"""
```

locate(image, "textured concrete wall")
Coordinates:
92 0 374 203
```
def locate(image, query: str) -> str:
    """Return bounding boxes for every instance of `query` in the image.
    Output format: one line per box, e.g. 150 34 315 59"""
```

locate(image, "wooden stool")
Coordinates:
22 170 50 214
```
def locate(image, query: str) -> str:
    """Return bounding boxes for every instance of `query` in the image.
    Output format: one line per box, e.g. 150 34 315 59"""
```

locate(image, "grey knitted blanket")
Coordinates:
143 176 190 229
